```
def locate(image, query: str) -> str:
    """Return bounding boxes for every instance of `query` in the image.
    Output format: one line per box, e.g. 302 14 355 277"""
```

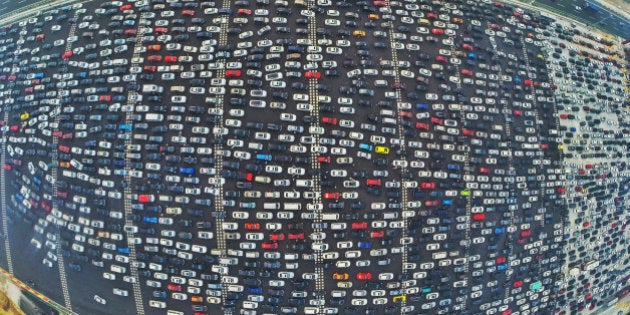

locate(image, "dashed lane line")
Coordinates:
120 4 151 314
52 16 80 311
211 1 232 312
305 4 325 314
381 12 412 313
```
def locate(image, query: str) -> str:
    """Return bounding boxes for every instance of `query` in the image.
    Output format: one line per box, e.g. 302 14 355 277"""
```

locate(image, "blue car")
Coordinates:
256 154 272 161
119 124 132 131
415 103 429 110
494 227 506 234
180 167 194 175
248 287 262 294
118 248 130 254
443 199 453 205
358 242 372 249
497 263 508 271
143 216 158 223
359 143 373 151
447 164 461 171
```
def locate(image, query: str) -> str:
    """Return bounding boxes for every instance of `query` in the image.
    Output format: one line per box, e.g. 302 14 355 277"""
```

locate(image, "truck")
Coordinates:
142 84 163 94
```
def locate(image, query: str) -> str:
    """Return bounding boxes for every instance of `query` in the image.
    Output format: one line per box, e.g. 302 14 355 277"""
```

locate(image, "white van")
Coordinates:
284 203 302 211
264 203 280 210
322 213 340 220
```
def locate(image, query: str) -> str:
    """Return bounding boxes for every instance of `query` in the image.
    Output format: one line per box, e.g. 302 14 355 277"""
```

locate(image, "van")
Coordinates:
142 84 163 94
382 117 397 126
380 109 394 117
322 213 340 220
264 203 281 210
284 203 302 211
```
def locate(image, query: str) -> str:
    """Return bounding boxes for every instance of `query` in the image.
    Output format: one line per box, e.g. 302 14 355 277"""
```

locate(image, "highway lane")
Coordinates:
524 0 630 38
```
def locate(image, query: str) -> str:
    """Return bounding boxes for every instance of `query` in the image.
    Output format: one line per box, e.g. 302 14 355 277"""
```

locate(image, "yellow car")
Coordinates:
20 112 29 120
375 146 390 155
368 14 379 20
333 273 349 280
352 30 366 37
393 295 406 303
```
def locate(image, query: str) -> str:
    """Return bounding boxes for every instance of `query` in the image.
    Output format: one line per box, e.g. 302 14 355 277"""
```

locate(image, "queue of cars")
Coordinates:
0 0 627 314
541 20 630 315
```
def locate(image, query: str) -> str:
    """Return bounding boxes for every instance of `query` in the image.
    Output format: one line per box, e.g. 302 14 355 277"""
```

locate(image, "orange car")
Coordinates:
147 44 161 51
453 17 464 24
60 161 70 168
191 296 203 302
333 273 349 280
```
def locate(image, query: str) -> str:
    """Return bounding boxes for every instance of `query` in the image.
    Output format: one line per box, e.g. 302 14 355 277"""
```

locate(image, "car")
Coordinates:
357 272 372 280
304 71 321 79
333 273 349 280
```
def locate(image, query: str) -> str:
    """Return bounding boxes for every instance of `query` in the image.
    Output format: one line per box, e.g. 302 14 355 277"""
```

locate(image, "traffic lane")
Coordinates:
6 216 66 311
536 0 630 38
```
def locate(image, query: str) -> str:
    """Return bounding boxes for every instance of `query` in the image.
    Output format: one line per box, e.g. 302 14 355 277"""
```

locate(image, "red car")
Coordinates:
520 230 531 238
167 284 182 291
366 179 381 186
513 280 523 288
144 65 157 72
351 222 368 230
513 110 522 116
370 231 384 238
462 44 475 51
425 200 438 206
245 223 260 230
421 182 436 189
322 117 338 125
357 272 373 280
58 145 70 153
479 167 490 174
2 164 11 170
124 29 137 35
165 56 178 63
226 70 241 77
415 122 429 130
288 232 304 240
269 233 285 241
138 195 153 203
426 12 438 19
155 27 168 34
496 256 507 264
436 55 448 63
148 55 163 62
398 111 412 119
431 28 444 35
317 156 331 163
373 1 387 7
237 8 251 15
323 192 340 199
304 71 321 79
261 242 278 250
430 117 443 125
463 128 475 136
120 4 132 11
460 69 473 76
61 51 73 60
182 10 195 16
473 213 486 221
99 95 111 102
